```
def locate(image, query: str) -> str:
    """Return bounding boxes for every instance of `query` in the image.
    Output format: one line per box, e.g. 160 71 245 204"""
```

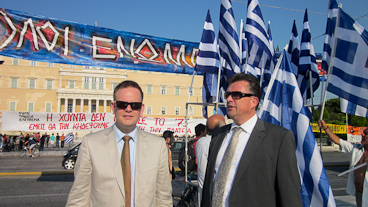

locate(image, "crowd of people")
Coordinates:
0 132 71 153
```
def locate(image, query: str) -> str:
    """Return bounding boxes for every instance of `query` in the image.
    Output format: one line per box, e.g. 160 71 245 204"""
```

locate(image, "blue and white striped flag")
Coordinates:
259 50 335 207
326 8 368 109
245 0 275 92
298 9 320 100
322 0 338 73
287 20 300 76
65 132 75 144
195 10 221 118
241 24 260 78
218 0 241 76
340 98 368 117
195 10 220 75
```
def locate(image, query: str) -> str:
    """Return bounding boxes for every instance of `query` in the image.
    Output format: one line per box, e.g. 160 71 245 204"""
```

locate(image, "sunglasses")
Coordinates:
224 91 255 100
115 101 142 110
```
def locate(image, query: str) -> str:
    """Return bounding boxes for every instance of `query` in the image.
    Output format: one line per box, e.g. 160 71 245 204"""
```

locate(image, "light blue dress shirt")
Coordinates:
114 124 137 206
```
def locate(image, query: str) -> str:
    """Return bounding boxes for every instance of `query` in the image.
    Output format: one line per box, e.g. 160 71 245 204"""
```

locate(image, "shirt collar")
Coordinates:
114 124 137 143
230 114 258 134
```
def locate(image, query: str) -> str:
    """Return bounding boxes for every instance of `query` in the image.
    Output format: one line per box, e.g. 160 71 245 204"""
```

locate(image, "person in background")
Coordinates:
56 133 60 148
24 135 36 157
40 133 47 151
67 80 172 206
163 130 175 181
201 73 302 207
319 119 368 207
0 134 3 152
60 133 65 148
196 114 226 200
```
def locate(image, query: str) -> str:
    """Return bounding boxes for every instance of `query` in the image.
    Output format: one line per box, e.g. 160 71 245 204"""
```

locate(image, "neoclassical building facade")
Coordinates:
0 55 206 134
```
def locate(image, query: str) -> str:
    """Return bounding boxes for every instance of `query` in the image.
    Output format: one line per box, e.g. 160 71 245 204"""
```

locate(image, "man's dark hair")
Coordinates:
113 80 144 101
229 73 261 101
163 130 174 140
195 124 206 137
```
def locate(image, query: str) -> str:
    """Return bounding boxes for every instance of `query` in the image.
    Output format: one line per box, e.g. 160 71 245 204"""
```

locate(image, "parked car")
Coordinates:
171 141 185 162
62 143 81 170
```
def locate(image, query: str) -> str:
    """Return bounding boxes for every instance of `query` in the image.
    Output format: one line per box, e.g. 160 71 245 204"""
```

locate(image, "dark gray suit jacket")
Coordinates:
201 119 302 207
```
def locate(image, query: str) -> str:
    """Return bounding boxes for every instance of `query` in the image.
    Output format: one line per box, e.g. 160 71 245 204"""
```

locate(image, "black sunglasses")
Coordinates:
115 101 142 110
224 91 255 100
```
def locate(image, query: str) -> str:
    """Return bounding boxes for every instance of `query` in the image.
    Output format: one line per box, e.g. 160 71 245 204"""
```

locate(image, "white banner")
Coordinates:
1 111 206 135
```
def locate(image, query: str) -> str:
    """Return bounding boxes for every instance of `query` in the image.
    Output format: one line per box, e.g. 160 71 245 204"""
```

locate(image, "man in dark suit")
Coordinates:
202 73 302 207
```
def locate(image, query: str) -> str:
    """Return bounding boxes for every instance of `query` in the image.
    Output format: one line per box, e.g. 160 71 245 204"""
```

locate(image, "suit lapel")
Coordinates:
104 127 125 196
233 119 266 185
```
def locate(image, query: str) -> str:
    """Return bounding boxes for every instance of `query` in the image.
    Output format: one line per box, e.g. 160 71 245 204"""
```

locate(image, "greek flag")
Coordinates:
340 98 368 117
245 0 275 91
326 8 368 108
298 9 320 99
65 132 75 144
195 10 220 118
218 0 240 75
240 24 248 73
267 21 275 56
287 20 300 76
322 0 338 73
259 50 335 207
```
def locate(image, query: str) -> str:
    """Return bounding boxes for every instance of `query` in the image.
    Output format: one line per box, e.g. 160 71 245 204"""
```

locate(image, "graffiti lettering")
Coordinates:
59 113 87 122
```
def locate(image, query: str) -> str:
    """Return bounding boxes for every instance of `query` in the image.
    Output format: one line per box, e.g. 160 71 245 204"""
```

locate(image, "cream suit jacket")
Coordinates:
66 126 172 207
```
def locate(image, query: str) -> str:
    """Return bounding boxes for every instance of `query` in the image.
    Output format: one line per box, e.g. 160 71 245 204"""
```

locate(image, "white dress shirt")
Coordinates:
196 135 212 199
213 114 258 207
114 124 137 207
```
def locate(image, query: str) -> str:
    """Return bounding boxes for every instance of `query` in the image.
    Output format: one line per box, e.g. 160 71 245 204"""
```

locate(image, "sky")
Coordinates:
1 0 368 53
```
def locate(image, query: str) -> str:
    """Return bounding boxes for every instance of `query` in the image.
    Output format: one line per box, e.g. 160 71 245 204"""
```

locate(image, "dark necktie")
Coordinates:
121 135 131 207
212 127 242 207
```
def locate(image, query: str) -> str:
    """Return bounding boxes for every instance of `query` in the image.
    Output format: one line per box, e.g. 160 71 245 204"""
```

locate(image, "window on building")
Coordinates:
12 58 19 65
161 106 166 115
69 80 75 89
112 82 118 90
188 87 194 96
45 103 52 112
46 80 53 90
31 61 36 66
84 77 89 89
147 106 152 115
28 102 34 112
29 79 35 89
70 65 76 68
99 78 104 90
9 102 16 111
48 62 54 67
92 77 97 89
147 85 153 94
189 107 194 116
175 86 180 95
68 103 73 113
161 85 167 95
175 107 180 115
11 78 18 88
91 104 96 113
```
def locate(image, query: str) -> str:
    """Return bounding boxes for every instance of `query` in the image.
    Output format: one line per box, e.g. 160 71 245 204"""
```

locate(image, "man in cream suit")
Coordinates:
201 74 302 207
66 80 172 207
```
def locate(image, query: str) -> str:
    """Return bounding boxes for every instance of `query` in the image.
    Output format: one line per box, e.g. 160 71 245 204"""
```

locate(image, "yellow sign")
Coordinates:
311 123 347 134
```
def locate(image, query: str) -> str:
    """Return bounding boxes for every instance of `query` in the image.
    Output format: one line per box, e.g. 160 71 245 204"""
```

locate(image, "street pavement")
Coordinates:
0 144 356 206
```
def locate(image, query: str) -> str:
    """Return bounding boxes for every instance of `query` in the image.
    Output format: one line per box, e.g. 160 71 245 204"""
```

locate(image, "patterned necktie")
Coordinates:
212 127 242 207
121 135 131 207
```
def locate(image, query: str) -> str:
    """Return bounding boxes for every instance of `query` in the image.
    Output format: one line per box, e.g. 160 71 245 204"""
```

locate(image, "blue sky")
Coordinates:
1 0 368 53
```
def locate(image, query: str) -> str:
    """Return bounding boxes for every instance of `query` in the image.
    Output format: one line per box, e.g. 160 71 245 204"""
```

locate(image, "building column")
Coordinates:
96 99 100 113
88 99 92 113
80 99 84 112
103 100 107 113
57 98 61 112
72 98 76 113
64 98 68 112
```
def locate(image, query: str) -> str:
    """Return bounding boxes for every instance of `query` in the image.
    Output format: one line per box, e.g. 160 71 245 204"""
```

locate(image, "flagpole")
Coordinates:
320 6 342 120
308 70 314 112
239 19 243 65
215 58 223 114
